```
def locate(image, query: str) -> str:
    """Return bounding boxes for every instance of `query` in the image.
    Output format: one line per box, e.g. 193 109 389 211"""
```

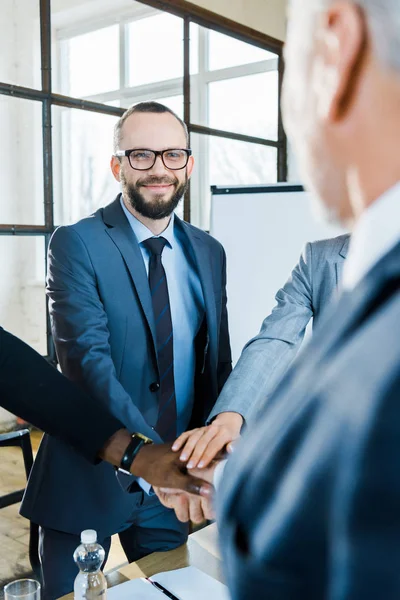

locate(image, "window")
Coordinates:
0 0 41 89
52 107 120 225
127 14 183 86
0 0 285 358
52 2 284 229
208 30 276 70
208 71 279 140
0 96 44 225
58 25 120 97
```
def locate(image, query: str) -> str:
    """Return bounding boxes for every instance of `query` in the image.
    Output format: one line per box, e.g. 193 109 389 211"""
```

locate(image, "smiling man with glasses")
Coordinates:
21 101 236 600
112 106 193 224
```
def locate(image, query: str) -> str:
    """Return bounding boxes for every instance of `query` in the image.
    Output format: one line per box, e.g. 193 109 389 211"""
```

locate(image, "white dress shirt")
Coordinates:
343 181 400 290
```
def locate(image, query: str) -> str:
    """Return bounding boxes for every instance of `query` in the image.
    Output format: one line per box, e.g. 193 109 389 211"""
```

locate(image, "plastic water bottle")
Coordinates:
73 530 107 599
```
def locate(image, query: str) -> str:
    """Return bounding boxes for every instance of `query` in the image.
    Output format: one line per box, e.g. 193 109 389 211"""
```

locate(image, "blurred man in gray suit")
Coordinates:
158 0 400 597
173 233 350 468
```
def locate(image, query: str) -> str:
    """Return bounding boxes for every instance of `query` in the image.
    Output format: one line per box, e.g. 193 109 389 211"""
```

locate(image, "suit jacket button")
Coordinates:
149 382 160 392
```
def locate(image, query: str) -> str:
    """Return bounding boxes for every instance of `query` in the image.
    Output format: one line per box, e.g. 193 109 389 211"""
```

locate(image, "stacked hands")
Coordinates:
145 412 243 524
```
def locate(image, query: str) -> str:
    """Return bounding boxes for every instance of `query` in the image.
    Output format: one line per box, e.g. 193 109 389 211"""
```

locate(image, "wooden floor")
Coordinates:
0 430 127 599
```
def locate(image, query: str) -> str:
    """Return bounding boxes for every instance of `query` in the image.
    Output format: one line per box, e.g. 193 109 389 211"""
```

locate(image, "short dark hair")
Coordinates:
113 101 189 153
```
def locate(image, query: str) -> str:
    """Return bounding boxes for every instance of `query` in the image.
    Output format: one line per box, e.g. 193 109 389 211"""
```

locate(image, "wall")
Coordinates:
51 0 287 40
187 0 287 41
0 0 45 429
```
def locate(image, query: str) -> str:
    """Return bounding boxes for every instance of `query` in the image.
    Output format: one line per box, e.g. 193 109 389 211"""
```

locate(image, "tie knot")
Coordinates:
143 236 168 256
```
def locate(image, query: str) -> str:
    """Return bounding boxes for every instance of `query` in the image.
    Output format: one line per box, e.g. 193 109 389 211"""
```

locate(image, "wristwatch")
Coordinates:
119 432 153 474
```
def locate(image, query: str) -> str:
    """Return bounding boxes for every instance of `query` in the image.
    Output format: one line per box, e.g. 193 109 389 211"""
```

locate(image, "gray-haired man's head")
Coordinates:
283 0 400 226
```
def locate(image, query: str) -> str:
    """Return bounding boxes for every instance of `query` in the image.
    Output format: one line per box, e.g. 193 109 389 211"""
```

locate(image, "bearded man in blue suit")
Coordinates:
21 102 238 600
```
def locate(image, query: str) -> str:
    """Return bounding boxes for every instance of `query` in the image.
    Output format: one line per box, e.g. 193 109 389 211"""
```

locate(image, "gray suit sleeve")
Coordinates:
47 226 162 442
208 243 314 423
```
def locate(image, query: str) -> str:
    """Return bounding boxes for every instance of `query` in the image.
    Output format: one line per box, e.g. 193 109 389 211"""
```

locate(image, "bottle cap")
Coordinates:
81 529 97 544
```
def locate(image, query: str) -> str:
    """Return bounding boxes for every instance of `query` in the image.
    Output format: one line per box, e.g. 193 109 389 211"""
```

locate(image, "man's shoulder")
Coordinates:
51 199 119 244
308 232 350 259
61 206 107 234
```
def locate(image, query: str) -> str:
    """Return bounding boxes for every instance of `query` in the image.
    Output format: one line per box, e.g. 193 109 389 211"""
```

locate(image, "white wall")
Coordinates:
50 0 287 40
187 0 286 41
1 1 46 428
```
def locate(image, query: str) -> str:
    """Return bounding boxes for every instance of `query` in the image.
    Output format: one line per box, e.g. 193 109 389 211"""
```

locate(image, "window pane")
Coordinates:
209 30 276 71
56 25 120 97
157 95 184 120
0 236 46 355
209 137 277 186
190 133 277 230
0 96 44 225
128 13 183 86
209 71 279 140
53 107 120 225
0 0 41 89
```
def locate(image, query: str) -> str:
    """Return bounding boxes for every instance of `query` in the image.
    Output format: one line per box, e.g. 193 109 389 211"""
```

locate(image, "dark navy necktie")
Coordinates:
143 237 177 442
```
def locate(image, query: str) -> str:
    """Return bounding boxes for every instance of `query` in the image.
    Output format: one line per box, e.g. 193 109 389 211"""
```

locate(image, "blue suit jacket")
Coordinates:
218 241 400 599
210 234 349 423
21 197 231 537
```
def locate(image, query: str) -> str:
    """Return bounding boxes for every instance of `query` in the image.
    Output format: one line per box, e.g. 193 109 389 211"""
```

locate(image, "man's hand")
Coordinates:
131 443 212 497
154 461 218 522
154 487 215 523
172 411 243 469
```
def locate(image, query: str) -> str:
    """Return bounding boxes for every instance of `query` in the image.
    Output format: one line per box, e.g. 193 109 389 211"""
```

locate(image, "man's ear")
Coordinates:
186 155 195 179
110 156 122 182
315 1 366 123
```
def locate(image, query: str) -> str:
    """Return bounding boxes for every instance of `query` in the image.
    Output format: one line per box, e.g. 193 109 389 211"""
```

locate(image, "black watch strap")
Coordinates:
120 435 148 473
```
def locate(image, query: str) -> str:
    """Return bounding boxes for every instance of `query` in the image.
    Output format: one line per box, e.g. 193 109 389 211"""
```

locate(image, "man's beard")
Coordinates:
121 171 188 220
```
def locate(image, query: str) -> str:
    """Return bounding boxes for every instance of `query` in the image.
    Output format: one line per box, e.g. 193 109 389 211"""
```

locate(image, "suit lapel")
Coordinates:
335 235 350 288
176 218 218 360
102 197 157 353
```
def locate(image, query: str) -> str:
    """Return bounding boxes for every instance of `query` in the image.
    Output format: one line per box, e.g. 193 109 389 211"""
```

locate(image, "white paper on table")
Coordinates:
107 566 230 600
107 577 161 599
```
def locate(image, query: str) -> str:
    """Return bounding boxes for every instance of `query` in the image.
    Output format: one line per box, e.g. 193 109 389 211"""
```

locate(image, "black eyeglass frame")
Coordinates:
115 148 193 171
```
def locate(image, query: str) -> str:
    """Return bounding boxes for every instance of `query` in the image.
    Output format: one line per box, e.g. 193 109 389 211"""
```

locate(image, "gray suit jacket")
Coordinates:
218 240 400 599
21 197 231 537
209 233 350 423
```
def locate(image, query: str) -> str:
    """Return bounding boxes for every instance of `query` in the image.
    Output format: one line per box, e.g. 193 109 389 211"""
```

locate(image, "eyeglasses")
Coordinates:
115 148 192 171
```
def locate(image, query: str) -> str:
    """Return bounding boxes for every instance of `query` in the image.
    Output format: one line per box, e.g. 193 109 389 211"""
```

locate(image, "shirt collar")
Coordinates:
343 180 400 290
120 196 175 248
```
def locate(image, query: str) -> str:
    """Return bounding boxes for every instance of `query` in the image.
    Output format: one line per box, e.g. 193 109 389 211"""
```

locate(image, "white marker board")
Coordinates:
210 184 347 364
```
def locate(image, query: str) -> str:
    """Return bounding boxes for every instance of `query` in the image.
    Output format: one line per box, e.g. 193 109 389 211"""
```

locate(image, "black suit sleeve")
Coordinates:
0 327 123 463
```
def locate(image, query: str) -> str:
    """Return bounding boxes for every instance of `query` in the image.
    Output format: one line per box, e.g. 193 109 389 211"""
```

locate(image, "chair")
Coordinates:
0 429 41 582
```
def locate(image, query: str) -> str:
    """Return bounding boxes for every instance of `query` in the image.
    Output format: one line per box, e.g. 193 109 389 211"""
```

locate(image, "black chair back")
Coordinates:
0 429 41 582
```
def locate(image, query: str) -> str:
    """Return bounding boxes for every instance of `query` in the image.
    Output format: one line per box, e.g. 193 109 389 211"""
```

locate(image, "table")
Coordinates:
59 524 223 599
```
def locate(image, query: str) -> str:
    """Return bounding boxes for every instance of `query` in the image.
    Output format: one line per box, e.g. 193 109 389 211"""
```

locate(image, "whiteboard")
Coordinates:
210 184 347 364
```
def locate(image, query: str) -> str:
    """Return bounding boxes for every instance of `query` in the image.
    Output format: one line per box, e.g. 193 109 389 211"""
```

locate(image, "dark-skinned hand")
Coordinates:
130 442 213 497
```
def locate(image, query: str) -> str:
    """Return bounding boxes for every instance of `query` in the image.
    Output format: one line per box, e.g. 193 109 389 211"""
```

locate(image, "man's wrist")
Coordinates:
215 411 244 428
119 433 153 473
128 442 152 478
